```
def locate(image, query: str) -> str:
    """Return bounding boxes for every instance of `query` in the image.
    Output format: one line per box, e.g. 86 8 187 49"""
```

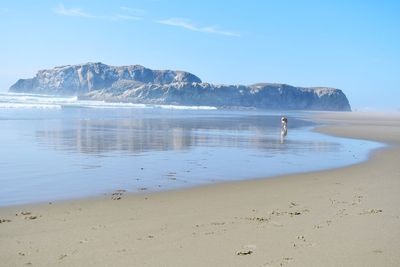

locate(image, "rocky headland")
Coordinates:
10 62 351 111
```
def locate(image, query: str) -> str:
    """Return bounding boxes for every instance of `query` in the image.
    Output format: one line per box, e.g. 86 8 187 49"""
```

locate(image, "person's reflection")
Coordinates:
280 116 288 144
36 115 295 153
280 127 288 143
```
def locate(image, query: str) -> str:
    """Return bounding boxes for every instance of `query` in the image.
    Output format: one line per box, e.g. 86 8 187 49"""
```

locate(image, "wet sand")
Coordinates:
1 112 399 266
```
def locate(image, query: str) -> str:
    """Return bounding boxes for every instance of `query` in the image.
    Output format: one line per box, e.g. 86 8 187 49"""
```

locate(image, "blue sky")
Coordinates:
0 0 399 110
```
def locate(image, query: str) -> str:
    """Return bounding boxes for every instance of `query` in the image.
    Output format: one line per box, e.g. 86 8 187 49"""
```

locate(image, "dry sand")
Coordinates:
1 112 399 267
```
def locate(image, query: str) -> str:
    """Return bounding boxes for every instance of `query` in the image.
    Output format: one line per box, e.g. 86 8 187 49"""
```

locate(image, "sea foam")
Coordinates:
0 92 217 110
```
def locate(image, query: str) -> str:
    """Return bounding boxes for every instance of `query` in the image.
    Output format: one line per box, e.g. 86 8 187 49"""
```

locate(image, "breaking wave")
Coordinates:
0 92 217 110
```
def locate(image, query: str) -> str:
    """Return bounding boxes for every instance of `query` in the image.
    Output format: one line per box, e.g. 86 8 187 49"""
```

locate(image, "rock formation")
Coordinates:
10 62 351 111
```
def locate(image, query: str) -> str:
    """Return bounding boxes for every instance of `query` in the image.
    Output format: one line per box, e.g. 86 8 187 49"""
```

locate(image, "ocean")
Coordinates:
0 92 382 206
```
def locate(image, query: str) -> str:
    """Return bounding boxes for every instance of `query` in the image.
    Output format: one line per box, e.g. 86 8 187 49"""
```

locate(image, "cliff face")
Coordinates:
10 63 201 95
10 62 351 111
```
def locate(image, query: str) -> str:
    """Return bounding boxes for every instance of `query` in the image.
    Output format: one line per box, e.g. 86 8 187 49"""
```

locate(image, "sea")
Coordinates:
0 92 382 206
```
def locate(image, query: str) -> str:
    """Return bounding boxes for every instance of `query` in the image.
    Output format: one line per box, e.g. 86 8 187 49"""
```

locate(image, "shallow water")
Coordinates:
0 93 382 206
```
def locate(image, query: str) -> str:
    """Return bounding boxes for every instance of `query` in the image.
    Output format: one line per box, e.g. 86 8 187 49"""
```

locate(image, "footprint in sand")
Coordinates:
263 257 294 266
236 250 253 256
246 205 309 227
360 209 383 215
19 211 38 220
334 208 348 217
348 194 364 206
111 189 126 200
281 257 294 265
293 235 315 249
247 216 269 222
314 219 333 229
210 222 225 226
236 244 257 256
59 254 67 260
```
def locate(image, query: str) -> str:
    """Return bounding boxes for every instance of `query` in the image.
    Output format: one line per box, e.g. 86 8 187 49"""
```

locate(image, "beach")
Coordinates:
1 112 399 267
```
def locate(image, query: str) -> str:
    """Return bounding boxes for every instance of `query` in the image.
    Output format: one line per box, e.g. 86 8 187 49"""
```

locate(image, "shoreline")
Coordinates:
0 141 385 211
0 119 384 209
1 112 399 266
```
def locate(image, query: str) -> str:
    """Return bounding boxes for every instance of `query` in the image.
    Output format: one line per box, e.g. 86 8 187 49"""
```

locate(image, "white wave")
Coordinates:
0 92 218 110
0 93 77 104
155 104 217 110
0 103 62 109
72 102 151 109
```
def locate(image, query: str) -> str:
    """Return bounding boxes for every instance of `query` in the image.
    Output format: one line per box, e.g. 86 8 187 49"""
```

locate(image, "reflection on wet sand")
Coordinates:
35 115 336 155
280 128 288 144
2 108 379 206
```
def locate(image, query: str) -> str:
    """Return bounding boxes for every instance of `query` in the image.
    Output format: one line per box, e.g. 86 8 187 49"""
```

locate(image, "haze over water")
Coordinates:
0 93 382 206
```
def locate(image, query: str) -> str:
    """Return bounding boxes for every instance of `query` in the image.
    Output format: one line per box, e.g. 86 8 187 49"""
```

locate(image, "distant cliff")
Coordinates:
10 62 351 111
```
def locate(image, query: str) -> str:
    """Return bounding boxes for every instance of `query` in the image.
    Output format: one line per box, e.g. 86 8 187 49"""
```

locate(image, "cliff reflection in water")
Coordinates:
34 113 340 155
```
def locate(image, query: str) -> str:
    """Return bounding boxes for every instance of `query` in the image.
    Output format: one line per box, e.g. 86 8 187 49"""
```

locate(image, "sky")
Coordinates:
0 0 399 111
